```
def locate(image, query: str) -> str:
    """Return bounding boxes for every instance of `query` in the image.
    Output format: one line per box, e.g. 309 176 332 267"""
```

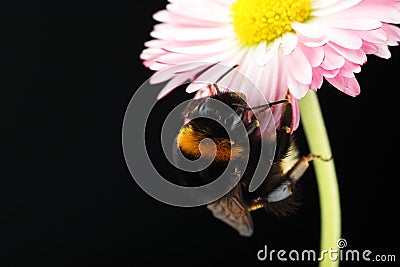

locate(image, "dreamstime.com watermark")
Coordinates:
257 238 396 263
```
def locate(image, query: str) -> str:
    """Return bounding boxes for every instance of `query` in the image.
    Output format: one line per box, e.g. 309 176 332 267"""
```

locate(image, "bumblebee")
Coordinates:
173 66 328 237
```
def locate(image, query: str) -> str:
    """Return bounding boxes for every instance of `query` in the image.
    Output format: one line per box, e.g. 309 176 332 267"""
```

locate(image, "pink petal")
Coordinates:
289 95 300 132
321 27 363 49
326 76 360 97
336 3 400 24
310 68 324 90
381 23 400 45
337 61 361 78
286 48 312 85
327 42 366 65
321 46 345 70
362 42 391 58
372 43 391 59
318 67 340 79
298 44 324 67
354 28 389 45
299 35 329 48
361 41 379 55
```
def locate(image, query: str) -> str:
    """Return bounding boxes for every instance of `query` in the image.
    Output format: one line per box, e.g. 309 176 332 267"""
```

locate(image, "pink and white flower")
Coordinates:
141 0 400 130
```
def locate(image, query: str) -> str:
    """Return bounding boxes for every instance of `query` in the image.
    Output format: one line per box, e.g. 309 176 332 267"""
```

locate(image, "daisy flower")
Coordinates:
141 0 400 131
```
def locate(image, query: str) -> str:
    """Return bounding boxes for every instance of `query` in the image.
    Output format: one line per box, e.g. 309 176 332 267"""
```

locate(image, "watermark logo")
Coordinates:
336 238 347 249
122 63 277 207
257 238 396 262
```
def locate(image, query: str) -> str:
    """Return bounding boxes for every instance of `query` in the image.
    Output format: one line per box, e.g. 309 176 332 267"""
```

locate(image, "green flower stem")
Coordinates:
298 91 341 267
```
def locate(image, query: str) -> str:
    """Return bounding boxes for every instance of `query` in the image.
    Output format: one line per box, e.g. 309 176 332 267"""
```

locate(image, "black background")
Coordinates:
2 1 399 266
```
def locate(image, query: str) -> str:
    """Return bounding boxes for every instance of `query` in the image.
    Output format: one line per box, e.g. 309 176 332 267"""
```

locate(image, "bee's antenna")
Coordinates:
232 99 288 111
213 64 239 94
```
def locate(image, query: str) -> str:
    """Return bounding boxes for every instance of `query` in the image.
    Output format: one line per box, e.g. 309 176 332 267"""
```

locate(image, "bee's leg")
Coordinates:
274 93 294 162
286 153 332 183
246 154 332 212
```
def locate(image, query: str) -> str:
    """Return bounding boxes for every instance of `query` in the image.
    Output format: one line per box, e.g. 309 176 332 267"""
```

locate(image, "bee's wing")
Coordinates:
207 183 253 237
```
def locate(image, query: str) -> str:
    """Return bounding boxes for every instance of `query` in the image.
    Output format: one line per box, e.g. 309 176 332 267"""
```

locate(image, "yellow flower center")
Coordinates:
231 0 311 46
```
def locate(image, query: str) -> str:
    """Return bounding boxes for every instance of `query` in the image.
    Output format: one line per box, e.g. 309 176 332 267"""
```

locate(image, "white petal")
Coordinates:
300 35 329 48
157 46 239 65
287 77 309 99
211 0 236 8
150 63 211 84
153 10 218 27
162 37 239 55
263 54 281 103
281 33 298 56
167 1 231 24
157 73 192 99
151 24 233 41
186 57 244 93
311 0 363 17
292 22 325 39
256 40 280 67
148 62 170 71
186 82 209 94
313 17 381 31
140 48 165 60
311 0 340 9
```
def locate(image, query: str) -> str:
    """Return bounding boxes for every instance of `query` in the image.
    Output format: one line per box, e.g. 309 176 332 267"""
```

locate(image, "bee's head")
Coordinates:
195 91 249 127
